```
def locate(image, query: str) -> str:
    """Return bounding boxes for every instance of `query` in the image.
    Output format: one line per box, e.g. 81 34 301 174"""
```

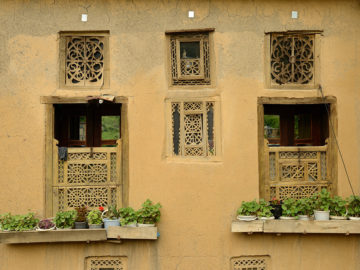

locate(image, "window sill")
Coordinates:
0 227 158 244
232 220 360 235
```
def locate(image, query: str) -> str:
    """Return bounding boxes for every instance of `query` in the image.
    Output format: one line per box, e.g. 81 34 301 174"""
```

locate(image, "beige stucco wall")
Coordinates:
0 0 360 269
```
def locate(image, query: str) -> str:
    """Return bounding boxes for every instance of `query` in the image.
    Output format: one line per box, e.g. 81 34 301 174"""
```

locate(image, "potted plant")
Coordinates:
0 213 39 231
312 189 332 220
137 199 162 227
87 209 103 229
36 218 56 231
0 213 15 231
102 205 121 229
329 196 347 220
269 197 282 219
297 198 313 220
236 200 260 221
74 206 88 229
54 210 76 229
280 198 299 219
257 199 274 220
119 207 138 227
347 195 360 220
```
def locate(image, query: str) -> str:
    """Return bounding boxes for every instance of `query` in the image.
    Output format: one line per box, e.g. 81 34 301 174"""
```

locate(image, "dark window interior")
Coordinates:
264 104 329 146
55 102 121 147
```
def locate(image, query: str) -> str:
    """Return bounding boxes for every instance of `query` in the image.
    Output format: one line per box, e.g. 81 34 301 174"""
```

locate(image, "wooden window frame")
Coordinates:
264 31 322 90
257 96 338 200
165 96 221 161
59 31 110 89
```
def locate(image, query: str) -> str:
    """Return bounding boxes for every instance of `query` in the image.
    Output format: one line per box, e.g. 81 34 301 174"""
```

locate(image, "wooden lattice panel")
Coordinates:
65 36 104 87
53 140 121 212
86 256 127 270
171 101 215 157
231 256 269 270
170 33 210 86
266 144 330 200
271 33 314 85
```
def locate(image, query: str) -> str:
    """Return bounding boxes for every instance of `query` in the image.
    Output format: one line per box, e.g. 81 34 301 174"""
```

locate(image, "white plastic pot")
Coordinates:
349 216 360 220
314 210 330 220
259 216 275 220
137 223 155 227
236 215 257 221
103 218 120 229
330 216 347 220
298 215 310 220
279 216 297 220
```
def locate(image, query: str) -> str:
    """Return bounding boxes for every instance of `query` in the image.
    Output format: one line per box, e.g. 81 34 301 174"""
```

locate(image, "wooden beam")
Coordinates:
165 28 215 34
40 96 128 104
258 96 337 105
107 226 158 240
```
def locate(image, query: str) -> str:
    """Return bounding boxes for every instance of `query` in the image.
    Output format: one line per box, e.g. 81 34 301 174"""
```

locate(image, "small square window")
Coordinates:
169 100 218 158
169 32 211 86
59 32 109 89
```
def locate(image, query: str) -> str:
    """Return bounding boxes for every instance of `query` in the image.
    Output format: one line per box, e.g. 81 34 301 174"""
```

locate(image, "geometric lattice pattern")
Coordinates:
66 36 104 87
86 256 126 270
267 145 329 200
54 145 120 212
231 256 269 270
170 33 210 86
171 101 215 157
271 33 314 85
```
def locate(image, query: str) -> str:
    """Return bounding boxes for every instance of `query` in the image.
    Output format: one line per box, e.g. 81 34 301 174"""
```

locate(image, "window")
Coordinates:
85 257 127 270
169 31 211 86
231 256 270 270
258 97 337 201
59 32 109 88
266 32 320 88
53 102 122 212
168 99 219 158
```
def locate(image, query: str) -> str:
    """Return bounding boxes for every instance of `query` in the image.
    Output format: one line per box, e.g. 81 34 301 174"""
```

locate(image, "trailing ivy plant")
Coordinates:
312 188 332 211
296 197 314 216
347 195 360 217
329 196 347 217
281 198 299 217
257 199 273 218
54 210 76 229
237 200 260 216
119 207 137 226
137 199 162 224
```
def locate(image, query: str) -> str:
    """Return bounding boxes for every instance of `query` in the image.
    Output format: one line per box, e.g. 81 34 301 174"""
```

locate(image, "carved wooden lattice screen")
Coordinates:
265 141 330 200
171 101 215 157
53 139 121 212
170 33 210 85
231 256 269 270
65 36 104 87
85 256 126 270
270 33 314 85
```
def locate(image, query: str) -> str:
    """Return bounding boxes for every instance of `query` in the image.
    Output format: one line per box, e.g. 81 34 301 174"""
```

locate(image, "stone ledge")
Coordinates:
232 220 360 235
0 227 158 244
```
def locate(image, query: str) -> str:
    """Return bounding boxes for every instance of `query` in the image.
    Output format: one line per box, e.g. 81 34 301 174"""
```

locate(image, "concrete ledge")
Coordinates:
107 226 158 240
232 220 360 235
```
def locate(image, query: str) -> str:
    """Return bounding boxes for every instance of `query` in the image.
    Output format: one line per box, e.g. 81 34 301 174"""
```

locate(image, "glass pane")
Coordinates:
180 42 200 59
264 115 280 139
69 116 86 141
102 116 120 140
295 114 311 139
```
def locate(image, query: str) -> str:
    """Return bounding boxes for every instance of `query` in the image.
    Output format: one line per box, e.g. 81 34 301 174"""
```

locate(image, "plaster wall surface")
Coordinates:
0 0 360 269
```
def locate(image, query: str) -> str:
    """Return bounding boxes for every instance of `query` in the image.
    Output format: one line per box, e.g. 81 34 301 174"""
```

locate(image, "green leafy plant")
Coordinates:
0 213 38 231
75 206 87 222
54 210 76 229
312 188 332 211
281 198 299 217
237 200 260 216
87 209 103 225
347 195 360 217
296 197 314 216
119 207 137 226
257 199 273 218
103 205 120 220
329 196 347 217
137 199 162 224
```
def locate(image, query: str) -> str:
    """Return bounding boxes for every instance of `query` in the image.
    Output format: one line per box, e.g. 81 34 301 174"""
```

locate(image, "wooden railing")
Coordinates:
52 139 122 212
265 142 330 200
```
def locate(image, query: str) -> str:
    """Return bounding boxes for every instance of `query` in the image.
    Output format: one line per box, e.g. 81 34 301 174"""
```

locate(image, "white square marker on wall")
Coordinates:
291 11 298 19
188 11 195 18
81 14 88 22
